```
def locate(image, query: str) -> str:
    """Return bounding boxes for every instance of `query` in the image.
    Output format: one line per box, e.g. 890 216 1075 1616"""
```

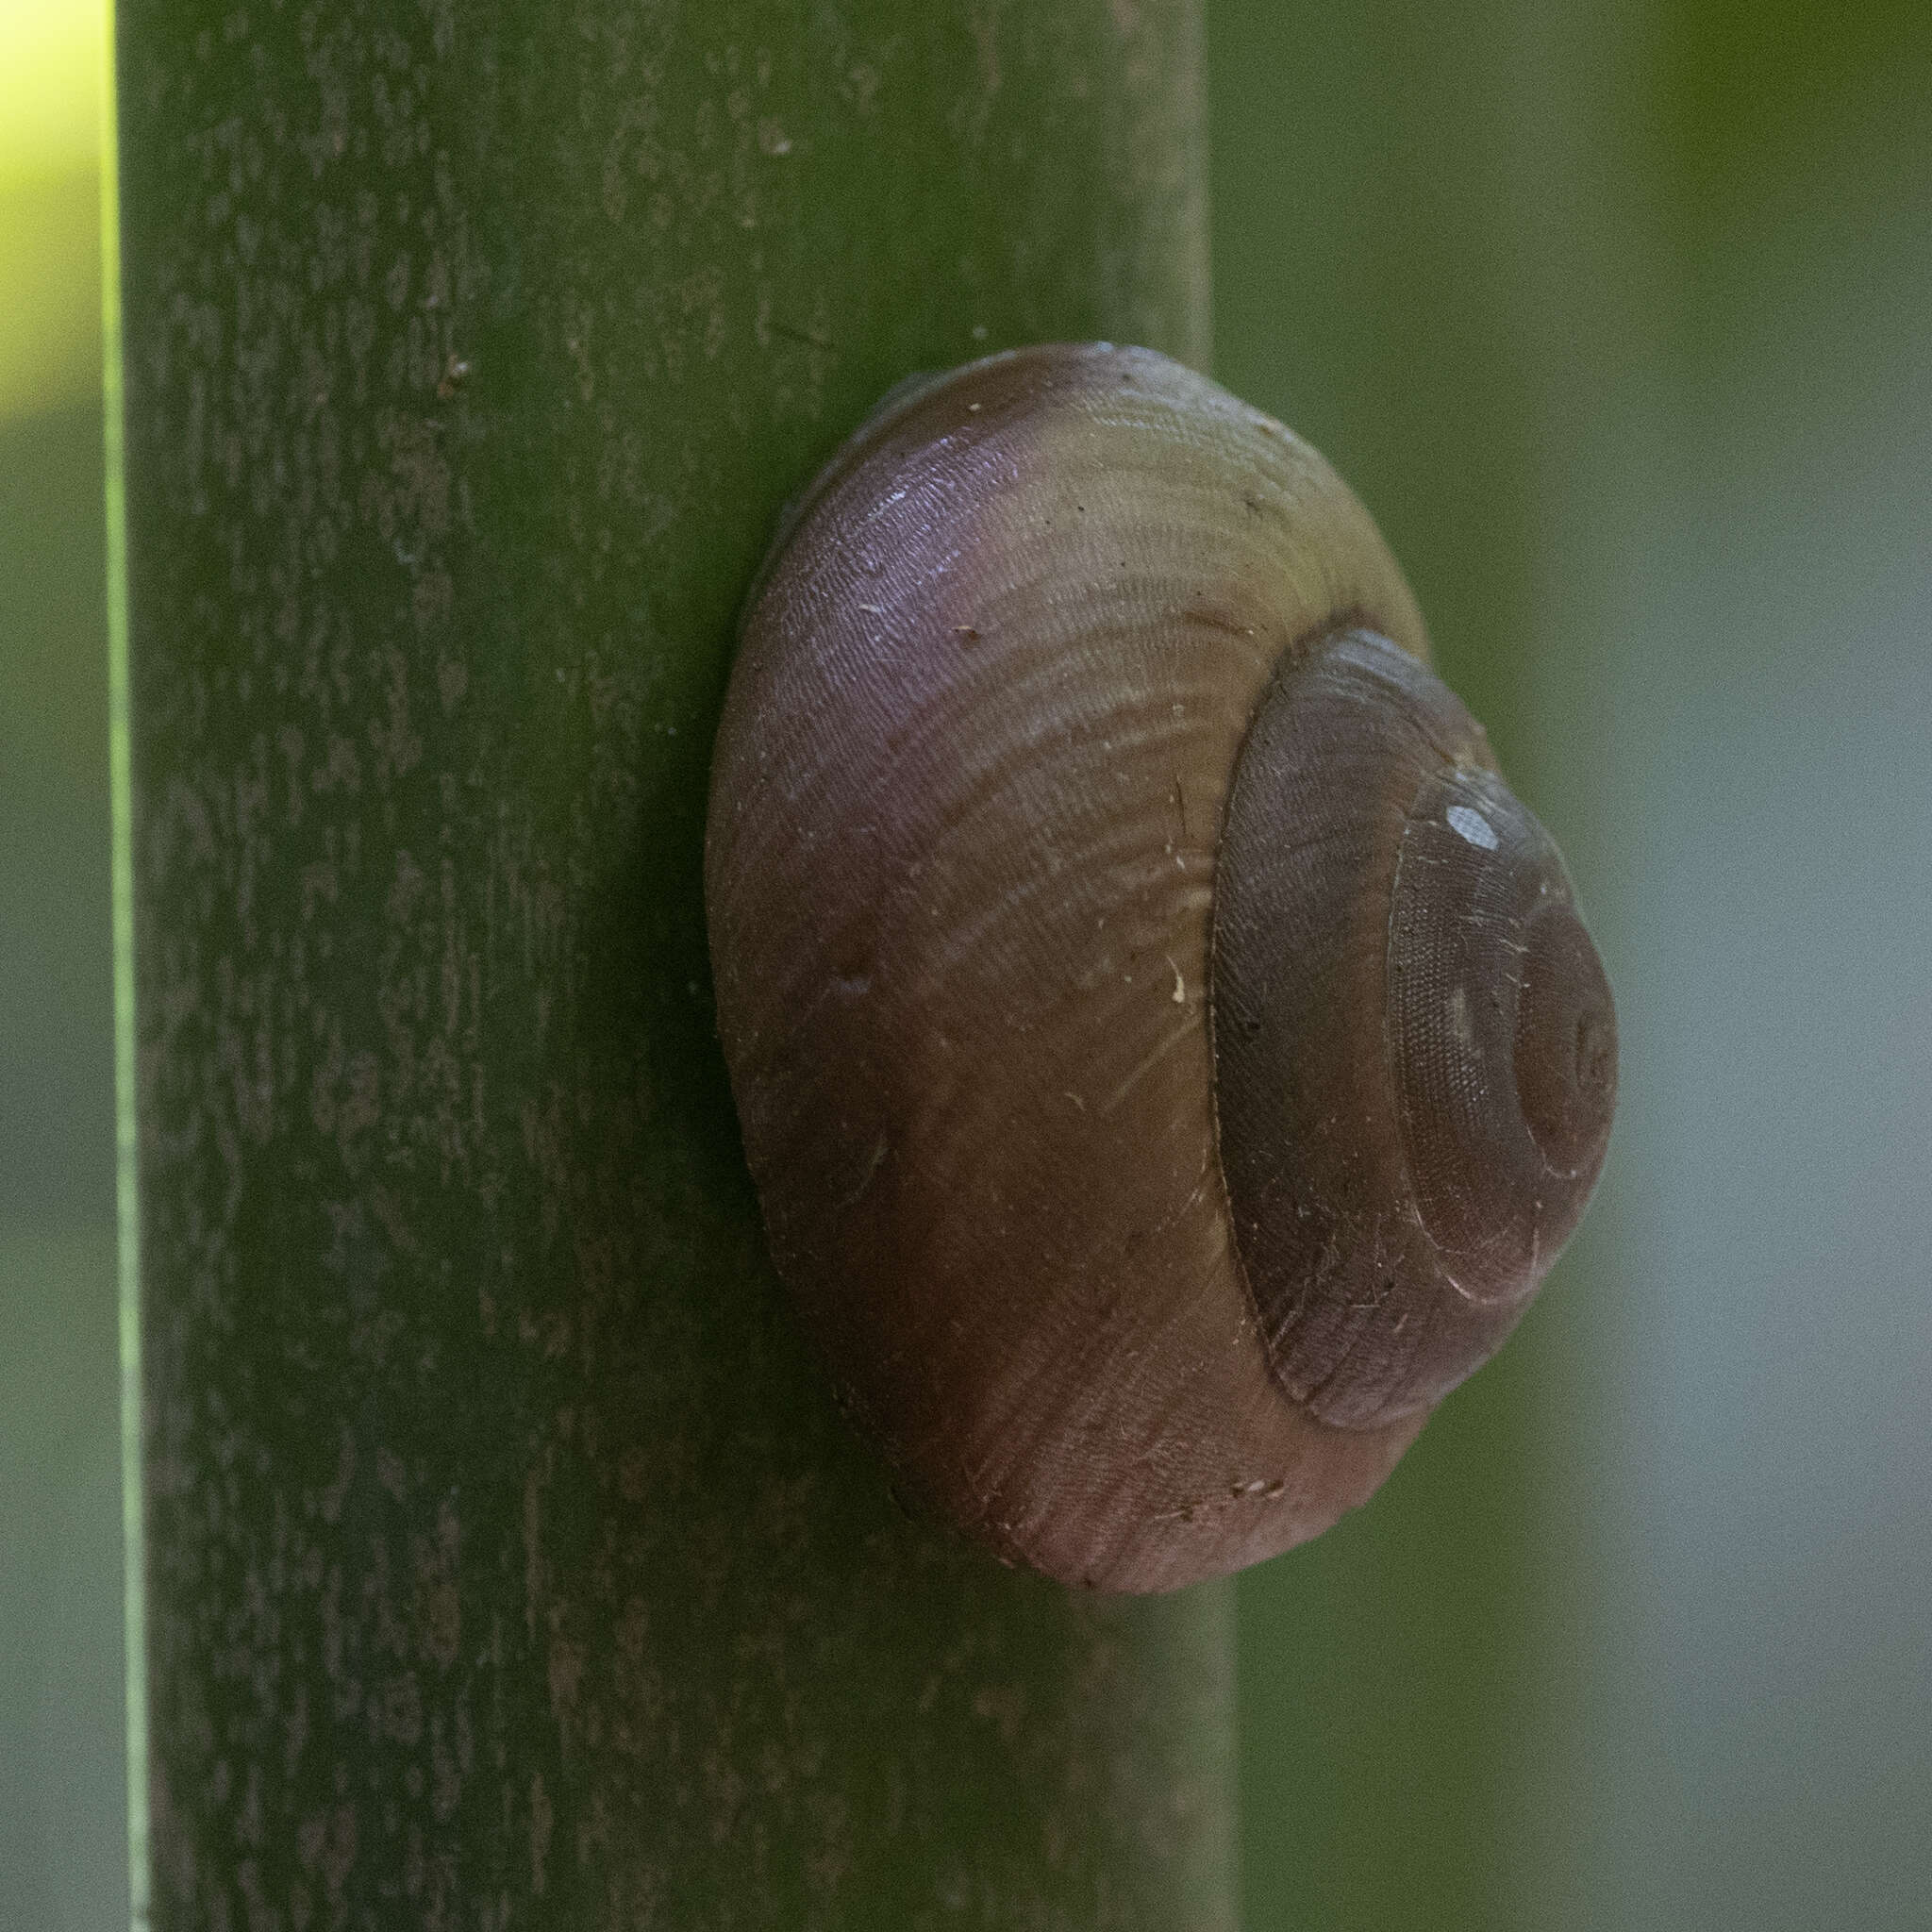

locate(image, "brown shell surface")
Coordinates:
1211 630 1616 1431
706 343 1434 1592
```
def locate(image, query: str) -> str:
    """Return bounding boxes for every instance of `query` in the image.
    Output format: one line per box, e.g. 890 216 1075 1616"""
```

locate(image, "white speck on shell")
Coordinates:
1446 803 1498 850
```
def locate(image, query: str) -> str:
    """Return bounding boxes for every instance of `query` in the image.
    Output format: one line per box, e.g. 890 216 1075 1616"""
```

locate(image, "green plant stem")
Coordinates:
111 2 1231 1923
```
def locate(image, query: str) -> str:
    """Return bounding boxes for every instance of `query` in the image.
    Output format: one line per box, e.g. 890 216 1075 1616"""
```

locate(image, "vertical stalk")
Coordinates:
111 2 1230 1923
98 0 148 1920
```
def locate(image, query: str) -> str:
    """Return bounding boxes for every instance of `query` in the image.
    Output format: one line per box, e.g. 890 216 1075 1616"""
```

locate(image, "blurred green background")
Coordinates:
3 2 126 1927
4 1 1928 1925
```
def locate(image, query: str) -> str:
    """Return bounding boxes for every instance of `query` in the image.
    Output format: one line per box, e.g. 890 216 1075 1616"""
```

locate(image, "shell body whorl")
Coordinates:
704 343 1614 1592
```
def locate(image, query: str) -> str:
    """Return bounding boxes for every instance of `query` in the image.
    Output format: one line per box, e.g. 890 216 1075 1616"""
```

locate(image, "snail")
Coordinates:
705 343 1616 1593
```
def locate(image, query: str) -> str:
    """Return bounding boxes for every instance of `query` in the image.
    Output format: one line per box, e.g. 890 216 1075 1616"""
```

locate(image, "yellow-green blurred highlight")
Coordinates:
0 0 107 421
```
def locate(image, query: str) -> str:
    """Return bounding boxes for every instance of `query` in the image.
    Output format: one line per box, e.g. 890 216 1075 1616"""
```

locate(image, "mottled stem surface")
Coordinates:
113 1 1232 1925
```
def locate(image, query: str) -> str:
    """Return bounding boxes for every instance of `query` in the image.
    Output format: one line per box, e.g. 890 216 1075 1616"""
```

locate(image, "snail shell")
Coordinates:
706 343 1616 1593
